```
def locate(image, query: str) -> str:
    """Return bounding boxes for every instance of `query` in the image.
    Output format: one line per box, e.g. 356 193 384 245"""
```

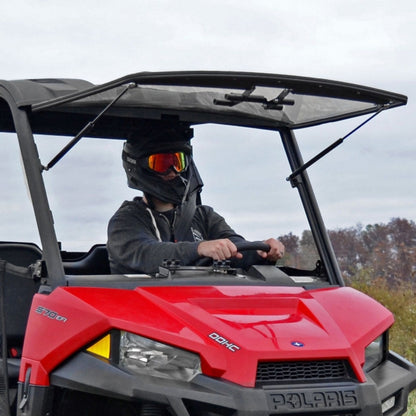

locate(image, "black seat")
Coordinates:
63 244 111 275
0 242 42 350
0 241 42 408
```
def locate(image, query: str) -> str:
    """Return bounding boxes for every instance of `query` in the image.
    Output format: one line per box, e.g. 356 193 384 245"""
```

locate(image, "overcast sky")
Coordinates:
1 0 415 250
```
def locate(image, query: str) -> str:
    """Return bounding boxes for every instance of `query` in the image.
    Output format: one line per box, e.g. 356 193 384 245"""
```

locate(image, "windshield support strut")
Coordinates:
280 127 343 286
42 83 136 171
286 104 388 185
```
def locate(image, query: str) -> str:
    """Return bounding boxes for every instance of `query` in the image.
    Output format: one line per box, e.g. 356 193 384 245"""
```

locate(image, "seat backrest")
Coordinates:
0 242 42 347
63 244 111 275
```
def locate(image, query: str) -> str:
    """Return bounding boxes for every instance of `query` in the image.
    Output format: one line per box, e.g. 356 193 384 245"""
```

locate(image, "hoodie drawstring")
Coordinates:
146 208 162 242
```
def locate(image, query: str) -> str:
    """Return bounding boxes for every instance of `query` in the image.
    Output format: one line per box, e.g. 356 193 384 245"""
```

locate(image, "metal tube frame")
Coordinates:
279 127 344 286
0 91 65 288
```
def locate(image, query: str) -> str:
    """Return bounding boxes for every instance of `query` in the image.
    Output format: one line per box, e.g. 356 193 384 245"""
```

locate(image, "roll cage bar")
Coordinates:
0 71 407 288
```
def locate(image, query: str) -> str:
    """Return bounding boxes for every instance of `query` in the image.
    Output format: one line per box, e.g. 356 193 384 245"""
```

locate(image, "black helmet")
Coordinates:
122 123 203 206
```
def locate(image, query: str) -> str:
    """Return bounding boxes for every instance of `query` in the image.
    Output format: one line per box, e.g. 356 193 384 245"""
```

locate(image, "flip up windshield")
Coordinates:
0 71 407 288
17 71 406 138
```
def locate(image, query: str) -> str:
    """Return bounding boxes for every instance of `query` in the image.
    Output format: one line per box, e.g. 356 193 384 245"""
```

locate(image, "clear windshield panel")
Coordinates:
34 134 137 250
32 125 320 271
74 84 380 129
0 133 40 245
127 84 378 127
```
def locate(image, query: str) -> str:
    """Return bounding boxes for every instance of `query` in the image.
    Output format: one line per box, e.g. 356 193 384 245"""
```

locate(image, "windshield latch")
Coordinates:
214 87 294 110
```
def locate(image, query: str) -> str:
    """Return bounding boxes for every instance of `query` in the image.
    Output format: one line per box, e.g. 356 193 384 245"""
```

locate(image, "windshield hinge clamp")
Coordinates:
212 260 237 275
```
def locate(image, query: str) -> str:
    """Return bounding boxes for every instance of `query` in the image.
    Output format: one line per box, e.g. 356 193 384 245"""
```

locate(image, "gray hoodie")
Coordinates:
107 197 262 274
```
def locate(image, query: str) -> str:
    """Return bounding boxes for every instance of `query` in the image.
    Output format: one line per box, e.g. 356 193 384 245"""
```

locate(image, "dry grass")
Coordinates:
407 392 416 416
351 278 416 415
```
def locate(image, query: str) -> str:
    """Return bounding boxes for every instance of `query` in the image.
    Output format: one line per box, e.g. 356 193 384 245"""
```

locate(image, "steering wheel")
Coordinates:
234 240 270 253
195 240 271 267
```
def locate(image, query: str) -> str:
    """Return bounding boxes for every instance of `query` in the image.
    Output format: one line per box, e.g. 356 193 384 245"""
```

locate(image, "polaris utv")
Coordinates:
0 71 415 416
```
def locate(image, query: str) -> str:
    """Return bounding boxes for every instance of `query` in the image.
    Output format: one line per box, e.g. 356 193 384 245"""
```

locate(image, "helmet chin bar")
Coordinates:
129 171 190 206
143 174 189 208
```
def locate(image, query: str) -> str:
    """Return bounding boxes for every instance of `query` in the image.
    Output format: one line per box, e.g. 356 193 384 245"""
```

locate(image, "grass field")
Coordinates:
351 279 416 415
407 393 416 416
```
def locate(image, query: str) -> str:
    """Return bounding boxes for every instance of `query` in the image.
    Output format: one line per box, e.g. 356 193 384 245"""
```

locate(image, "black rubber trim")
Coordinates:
44 351 415 416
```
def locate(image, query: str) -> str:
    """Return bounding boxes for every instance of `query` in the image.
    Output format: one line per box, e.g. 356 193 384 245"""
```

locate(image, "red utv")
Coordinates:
0 71 415 416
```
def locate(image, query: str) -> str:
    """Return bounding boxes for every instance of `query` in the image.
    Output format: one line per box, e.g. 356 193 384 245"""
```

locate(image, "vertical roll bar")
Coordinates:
7 102 65 288
280 127 344 286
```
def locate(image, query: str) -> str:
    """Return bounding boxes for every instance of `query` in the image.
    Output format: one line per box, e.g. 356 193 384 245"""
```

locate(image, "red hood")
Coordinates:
23 285 393 387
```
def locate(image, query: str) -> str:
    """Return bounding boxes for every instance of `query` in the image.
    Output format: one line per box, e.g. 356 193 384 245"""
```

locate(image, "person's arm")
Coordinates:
107 204 200 275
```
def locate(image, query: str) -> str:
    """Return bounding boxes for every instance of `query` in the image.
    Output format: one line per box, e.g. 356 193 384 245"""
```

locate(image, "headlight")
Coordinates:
364 333 387 372
119 331 201 382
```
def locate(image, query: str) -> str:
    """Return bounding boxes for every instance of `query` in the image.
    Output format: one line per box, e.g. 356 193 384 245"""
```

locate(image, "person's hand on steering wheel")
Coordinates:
197 239 243 261
258 238 285 261
197 238 285 262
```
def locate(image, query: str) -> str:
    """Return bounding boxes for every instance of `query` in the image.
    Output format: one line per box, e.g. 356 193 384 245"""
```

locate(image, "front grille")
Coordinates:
256 360 354 385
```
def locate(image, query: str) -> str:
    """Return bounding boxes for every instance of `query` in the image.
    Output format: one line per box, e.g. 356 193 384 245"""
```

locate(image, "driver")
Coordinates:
107 123 285 274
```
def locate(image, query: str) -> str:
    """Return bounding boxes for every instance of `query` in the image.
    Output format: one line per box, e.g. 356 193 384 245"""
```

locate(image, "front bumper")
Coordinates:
19 351 416 416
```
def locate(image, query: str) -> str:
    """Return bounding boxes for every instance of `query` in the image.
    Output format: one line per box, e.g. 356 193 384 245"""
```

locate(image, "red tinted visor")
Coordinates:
147 152 188 174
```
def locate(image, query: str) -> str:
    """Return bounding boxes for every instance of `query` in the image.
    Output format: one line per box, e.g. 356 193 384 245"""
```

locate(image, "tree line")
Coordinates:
279 217 416 287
